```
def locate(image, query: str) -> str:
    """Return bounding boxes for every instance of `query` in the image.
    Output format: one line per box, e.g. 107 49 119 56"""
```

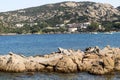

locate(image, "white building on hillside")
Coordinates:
67 22 90 32
67 23 78 32
15 23 24 28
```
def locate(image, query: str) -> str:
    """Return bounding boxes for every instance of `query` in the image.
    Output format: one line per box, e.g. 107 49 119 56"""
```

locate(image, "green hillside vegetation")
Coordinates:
0 1 120 34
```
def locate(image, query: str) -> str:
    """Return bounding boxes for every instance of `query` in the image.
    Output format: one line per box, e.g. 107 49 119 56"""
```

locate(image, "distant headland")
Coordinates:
0 1 120 34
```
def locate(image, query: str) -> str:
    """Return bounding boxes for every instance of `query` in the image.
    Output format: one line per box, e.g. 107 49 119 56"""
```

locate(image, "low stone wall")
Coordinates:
0 45 120 75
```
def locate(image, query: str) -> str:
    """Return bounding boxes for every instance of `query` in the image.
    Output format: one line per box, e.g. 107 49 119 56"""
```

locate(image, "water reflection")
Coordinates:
0 72 120 80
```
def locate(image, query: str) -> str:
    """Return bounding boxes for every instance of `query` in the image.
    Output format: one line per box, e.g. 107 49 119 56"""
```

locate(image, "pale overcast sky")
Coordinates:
0 0 120 12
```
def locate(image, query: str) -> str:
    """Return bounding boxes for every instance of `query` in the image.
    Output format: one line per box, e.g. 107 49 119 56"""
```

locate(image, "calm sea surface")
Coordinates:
0 33 120 80
0 33 120 56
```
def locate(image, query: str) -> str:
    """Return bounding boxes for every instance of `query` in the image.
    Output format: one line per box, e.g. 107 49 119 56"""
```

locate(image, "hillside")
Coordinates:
117 6 120 11
0 1 120 33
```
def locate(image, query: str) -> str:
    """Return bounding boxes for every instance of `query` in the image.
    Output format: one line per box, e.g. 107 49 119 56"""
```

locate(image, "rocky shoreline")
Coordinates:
0 45 120 75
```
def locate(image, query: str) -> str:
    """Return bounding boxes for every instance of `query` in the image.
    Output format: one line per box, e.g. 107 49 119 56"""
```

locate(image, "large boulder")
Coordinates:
25 60 45 72
103 56 114 70
100 45 115 57
114 52 120 70
0 53 26 72
81 54 100 71
88 60 105 75
55 55 77 73
88 55 114 74
69 52 84 71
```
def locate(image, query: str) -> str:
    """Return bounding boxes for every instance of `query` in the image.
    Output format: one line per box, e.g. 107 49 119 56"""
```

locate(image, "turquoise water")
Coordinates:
0 33 120 80
0 33 120 56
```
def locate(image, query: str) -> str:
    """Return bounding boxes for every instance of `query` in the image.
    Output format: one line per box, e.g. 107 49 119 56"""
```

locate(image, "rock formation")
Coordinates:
0 46 120 75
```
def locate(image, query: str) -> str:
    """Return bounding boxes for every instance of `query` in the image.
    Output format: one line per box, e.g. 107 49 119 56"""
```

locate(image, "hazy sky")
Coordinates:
0 0 120 12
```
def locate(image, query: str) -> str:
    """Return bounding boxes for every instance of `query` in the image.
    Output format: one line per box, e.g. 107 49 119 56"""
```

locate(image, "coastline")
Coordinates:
0 31 120 36
0 46 120 75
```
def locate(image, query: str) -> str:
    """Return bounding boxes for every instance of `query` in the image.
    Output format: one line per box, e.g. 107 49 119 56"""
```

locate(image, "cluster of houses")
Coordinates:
56 22 91 32
15 22 91 32
67 22 90 32
15 22 103 33
57 22 105 32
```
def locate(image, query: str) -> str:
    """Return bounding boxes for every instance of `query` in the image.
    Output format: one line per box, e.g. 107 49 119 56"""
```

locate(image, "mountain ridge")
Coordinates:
0 1 120 33
0 1 120 22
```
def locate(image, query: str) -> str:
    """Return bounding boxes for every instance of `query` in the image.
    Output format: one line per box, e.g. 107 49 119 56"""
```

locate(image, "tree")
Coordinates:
102 21 113 31
113 23 120 30
87 22 99 32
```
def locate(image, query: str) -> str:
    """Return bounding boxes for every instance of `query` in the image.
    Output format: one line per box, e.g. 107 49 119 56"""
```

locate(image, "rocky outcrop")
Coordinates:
0 52 26 72
0 46 120 75
55 55 78 73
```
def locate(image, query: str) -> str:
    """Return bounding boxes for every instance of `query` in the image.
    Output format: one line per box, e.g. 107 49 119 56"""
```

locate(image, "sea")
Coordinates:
0 32 120 80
